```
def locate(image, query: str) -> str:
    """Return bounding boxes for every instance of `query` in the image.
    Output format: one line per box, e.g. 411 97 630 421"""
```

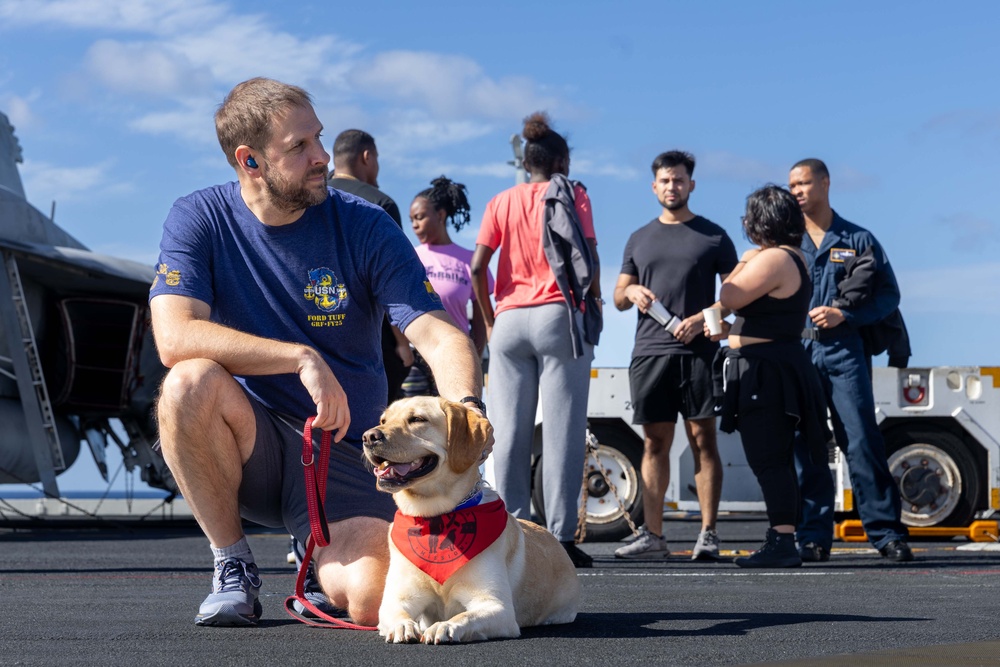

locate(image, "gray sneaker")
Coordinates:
691 529 720 560
195 557 262 626
614 526 670 559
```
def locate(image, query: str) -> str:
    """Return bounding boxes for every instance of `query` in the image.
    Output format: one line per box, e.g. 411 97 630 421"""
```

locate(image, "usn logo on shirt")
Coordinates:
151 263 181 290
304 267 349 326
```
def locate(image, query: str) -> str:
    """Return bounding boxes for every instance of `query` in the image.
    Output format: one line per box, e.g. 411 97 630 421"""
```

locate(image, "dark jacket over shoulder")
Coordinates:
831 246 911 367
542 173 601 358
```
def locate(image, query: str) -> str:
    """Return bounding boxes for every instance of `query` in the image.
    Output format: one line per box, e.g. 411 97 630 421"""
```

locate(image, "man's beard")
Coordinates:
661 193 689 211
263 166 328 212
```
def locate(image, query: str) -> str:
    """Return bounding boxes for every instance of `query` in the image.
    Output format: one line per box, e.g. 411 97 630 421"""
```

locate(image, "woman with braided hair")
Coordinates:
471 112 601 568
402 176 493 396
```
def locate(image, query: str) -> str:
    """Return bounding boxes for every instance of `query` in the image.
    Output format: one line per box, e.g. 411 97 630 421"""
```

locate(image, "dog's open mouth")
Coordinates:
371 455 438 487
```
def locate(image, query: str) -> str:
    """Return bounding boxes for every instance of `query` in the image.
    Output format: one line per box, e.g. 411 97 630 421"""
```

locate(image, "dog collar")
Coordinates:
453 483 483 511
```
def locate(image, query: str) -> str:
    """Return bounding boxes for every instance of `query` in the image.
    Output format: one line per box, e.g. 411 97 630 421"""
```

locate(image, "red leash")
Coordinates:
283 416 377 630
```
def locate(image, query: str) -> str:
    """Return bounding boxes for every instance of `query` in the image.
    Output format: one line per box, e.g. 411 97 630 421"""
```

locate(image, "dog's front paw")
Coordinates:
421 621 465 644
380 619 422 644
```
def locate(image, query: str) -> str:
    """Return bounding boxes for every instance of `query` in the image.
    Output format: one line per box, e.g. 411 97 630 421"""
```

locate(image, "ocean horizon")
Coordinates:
0 489 172 499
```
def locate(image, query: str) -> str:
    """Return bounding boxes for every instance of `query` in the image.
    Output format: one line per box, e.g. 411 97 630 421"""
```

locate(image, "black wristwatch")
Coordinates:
459 396 487 415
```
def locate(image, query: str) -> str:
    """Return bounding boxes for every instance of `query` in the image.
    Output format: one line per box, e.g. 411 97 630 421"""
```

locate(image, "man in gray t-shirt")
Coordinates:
613 150 737 562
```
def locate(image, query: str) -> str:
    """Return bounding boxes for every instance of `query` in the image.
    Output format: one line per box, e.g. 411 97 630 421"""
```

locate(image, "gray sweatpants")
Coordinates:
486 303 593 542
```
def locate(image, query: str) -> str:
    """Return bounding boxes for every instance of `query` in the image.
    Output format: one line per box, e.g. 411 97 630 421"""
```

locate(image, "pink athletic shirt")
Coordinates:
415 242 494 332
476 181 595 315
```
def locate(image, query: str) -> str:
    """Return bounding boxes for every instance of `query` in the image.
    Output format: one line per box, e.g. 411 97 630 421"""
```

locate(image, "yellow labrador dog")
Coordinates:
361 396 580 644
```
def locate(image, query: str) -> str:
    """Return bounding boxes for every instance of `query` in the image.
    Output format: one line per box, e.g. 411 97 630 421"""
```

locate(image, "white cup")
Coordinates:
702 306 723 336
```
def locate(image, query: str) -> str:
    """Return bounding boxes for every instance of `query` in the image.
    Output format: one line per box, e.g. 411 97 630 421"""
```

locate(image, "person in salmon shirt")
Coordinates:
471 112 601 568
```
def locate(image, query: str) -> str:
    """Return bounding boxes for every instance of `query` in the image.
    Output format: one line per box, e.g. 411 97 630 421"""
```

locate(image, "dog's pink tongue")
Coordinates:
375 461 417 479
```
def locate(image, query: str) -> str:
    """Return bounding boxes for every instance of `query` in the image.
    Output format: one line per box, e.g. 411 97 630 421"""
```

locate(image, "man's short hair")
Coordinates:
651 150 695 178
791 158 829 179
215 77 313 169
742 184 805 248
333 129 376 166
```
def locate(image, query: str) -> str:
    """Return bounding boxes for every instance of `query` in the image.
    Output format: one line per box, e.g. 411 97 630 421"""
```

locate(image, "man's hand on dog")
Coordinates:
462 399 494 461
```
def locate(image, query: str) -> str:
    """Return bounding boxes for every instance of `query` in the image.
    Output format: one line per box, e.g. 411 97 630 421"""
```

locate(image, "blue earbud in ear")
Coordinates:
246 156 258 169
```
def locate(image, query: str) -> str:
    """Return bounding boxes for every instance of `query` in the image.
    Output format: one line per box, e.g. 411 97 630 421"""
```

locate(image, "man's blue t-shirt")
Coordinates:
149 182 442 444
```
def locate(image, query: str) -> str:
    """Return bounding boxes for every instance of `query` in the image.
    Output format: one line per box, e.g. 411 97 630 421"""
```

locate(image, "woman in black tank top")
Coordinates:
709 185 830 569
727 248 810 342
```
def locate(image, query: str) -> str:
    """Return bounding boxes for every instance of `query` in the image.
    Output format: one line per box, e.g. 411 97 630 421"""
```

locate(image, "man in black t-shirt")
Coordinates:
613 150 738 561
327 129 411 403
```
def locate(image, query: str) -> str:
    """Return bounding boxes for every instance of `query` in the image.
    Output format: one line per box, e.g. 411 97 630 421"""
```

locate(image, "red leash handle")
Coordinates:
302 416 331 548
286 416 377 631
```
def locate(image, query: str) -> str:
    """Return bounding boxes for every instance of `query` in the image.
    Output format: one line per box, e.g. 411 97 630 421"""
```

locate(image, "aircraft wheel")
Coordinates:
531 422 644 542
885 427 982 527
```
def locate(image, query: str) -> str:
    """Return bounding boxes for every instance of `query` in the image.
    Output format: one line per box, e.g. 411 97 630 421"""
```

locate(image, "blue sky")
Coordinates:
2 1 999 489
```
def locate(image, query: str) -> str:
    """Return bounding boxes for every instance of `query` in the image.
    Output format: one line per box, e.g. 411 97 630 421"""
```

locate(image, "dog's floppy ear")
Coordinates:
441 398 493 474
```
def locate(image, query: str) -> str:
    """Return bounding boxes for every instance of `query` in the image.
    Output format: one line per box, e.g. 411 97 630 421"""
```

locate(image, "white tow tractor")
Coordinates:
490 365 1000 542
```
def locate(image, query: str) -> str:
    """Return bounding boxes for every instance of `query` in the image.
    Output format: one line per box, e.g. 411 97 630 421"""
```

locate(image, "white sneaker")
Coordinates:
691 529 720 560
614 526 670 559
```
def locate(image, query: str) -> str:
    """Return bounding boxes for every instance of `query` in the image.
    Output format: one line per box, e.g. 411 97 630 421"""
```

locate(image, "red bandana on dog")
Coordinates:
391 499 508 585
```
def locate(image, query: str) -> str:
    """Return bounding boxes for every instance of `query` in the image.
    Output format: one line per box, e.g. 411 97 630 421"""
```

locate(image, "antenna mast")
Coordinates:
508 134 527 185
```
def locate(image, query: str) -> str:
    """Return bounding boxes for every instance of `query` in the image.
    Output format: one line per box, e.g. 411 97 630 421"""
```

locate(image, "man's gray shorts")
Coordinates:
237 394 396 543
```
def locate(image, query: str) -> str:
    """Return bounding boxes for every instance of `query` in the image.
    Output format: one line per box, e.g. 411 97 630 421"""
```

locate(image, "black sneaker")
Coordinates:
878 540 914 562
798 541 830 563
561 541 593 569
734 529 802 569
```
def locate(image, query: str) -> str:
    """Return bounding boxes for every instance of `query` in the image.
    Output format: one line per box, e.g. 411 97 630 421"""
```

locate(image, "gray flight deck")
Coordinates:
2 514 999 667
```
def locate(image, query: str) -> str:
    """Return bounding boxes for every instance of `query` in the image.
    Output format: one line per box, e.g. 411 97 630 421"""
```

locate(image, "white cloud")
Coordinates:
313 103 371 138
128 103 216 145
84 40 212 97
695 151 879 192
570 152 641 181
3 0 361 104
19 158 124 202
391 157 516 181
2 94 40 130
167 18 358 90
462 162 520 179
0 0 227 35
350 51 563 121
896 262 1000 315
91 241 159 266
1 0 573 164
834 165 880 192
390 148 635 183
378 109 494 155
75 20 358 103
698 151 781 183
937 212 1000 252
914 109 1000 145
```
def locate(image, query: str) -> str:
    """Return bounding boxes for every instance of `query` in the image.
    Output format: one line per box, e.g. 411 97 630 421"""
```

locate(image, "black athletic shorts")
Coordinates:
629 353 718 425
237 392 396 543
